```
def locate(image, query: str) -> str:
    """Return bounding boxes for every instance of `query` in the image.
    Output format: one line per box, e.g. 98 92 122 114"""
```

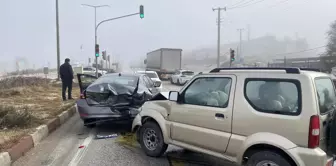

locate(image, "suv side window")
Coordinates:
183 77 232 108
244 78 301 115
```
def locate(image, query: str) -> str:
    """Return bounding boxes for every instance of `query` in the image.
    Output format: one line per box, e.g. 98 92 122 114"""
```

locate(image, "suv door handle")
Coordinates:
215 113 225 119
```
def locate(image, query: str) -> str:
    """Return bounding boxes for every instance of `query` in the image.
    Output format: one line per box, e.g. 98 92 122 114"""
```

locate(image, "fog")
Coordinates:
1 0 335 71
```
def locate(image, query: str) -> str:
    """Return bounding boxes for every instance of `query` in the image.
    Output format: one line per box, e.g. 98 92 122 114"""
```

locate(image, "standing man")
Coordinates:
59 58 74 101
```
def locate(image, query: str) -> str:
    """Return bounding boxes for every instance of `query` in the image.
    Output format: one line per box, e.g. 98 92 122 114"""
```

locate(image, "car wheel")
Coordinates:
98 73 102 77
170 78 174 84
245 150 293 166
177 79 181 85
139 121 168 157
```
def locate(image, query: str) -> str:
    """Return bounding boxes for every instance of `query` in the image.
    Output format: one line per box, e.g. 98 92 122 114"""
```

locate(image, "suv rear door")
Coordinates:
314 77 336 153
168 74 236 153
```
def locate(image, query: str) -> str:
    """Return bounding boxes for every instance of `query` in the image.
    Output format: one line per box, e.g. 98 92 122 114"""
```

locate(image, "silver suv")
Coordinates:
132 67 336 166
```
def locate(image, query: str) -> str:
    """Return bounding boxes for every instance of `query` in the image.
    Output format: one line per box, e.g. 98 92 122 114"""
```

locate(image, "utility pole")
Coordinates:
105 53 108 70
82 4 110 77
237 28 244 63
56 0 61 80
284 56 287 67
213 7 226 68
247 24 251 41
108 55 111 69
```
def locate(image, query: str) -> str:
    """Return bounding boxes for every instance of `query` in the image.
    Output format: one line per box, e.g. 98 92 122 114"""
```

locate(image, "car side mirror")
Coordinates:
154 81 161 87
169 91 179 101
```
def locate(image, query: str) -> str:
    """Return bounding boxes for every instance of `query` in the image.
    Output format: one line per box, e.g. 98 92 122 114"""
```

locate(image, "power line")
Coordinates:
230 0 249 8
268 0 290 8
228 0 267 9
273 45 326 56
228 0 258 8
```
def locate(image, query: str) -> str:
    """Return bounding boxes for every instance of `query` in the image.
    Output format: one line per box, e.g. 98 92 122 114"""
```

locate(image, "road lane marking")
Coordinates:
68 130 95 166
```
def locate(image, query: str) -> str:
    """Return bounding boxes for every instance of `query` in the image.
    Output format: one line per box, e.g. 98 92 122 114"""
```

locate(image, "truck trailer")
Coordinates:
145 48 182 80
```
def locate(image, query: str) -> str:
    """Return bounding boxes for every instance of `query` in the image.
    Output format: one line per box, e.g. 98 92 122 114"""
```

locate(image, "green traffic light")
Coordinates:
95 53 99 57
231 58 235 61
140 5 144 18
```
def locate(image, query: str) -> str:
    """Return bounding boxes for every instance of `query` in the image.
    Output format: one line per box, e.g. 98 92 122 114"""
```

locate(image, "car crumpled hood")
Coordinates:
140 91 171 118
85 80 153 109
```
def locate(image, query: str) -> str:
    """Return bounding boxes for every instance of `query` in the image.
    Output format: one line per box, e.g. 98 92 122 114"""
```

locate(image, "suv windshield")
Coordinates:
182 71 194 76
315 78 336 114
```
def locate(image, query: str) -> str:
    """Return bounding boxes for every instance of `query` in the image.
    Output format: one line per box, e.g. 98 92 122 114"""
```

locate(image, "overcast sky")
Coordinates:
1 0 335 71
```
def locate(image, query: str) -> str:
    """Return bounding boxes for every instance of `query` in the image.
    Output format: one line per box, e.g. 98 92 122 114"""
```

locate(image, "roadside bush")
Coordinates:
0 105 41 129
0 77 51 90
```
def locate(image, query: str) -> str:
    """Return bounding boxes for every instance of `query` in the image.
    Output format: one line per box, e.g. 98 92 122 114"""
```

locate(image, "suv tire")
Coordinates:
246 150 293 166
139 121 168 157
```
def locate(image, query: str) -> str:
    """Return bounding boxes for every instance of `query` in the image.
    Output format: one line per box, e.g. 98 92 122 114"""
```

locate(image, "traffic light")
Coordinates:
230 49 235 62
139 5 144 19
95 44 99 57
102 51 106 60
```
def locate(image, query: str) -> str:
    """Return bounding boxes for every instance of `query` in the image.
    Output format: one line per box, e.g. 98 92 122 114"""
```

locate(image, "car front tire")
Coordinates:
245 150 293 166
139 121 168 157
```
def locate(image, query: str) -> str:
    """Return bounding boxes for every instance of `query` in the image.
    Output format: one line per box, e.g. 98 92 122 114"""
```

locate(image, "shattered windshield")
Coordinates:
94 75 138 87
84 74 154 107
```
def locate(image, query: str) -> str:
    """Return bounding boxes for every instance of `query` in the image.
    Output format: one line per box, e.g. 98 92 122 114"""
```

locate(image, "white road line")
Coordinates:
68 130 95 166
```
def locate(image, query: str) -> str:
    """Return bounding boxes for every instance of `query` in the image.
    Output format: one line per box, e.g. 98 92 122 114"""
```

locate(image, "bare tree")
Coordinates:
321 20 336 72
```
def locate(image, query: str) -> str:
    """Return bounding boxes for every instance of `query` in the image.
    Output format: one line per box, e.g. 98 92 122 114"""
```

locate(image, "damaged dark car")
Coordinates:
76 73 161 128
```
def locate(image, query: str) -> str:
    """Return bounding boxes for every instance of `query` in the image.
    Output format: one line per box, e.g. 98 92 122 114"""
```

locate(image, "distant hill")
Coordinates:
182 35 315 65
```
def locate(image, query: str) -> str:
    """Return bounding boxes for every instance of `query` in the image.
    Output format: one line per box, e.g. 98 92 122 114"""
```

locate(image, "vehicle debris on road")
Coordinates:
96 134 118 139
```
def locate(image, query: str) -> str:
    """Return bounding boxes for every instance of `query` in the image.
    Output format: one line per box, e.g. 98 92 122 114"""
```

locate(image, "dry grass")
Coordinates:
115 132 138 148
0 77 79 152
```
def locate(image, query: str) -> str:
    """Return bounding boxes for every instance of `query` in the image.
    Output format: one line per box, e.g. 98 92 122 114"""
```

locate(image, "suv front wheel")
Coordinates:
139 121 168 157
245 150 293 166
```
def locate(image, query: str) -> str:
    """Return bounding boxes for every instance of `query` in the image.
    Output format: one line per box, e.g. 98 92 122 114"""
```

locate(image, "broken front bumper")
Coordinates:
132 113 142 132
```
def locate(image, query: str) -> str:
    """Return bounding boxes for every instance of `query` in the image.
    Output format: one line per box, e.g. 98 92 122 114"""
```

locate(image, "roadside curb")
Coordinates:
0 105 76 166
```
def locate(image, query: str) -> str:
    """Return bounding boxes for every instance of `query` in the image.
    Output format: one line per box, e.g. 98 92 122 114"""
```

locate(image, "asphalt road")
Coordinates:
13 81 236 166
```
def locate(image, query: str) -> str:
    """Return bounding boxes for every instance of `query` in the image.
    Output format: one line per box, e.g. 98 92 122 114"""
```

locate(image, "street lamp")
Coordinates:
82 5 144 76
81 4 110 77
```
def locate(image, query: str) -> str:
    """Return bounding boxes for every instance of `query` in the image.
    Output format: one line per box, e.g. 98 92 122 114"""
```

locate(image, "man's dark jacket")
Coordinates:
59 62 74 81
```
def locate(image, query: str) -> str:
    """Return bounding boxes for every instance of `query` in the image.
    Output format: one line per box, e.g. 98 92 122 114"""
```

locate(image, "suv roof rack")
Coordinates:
209 67 321 74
